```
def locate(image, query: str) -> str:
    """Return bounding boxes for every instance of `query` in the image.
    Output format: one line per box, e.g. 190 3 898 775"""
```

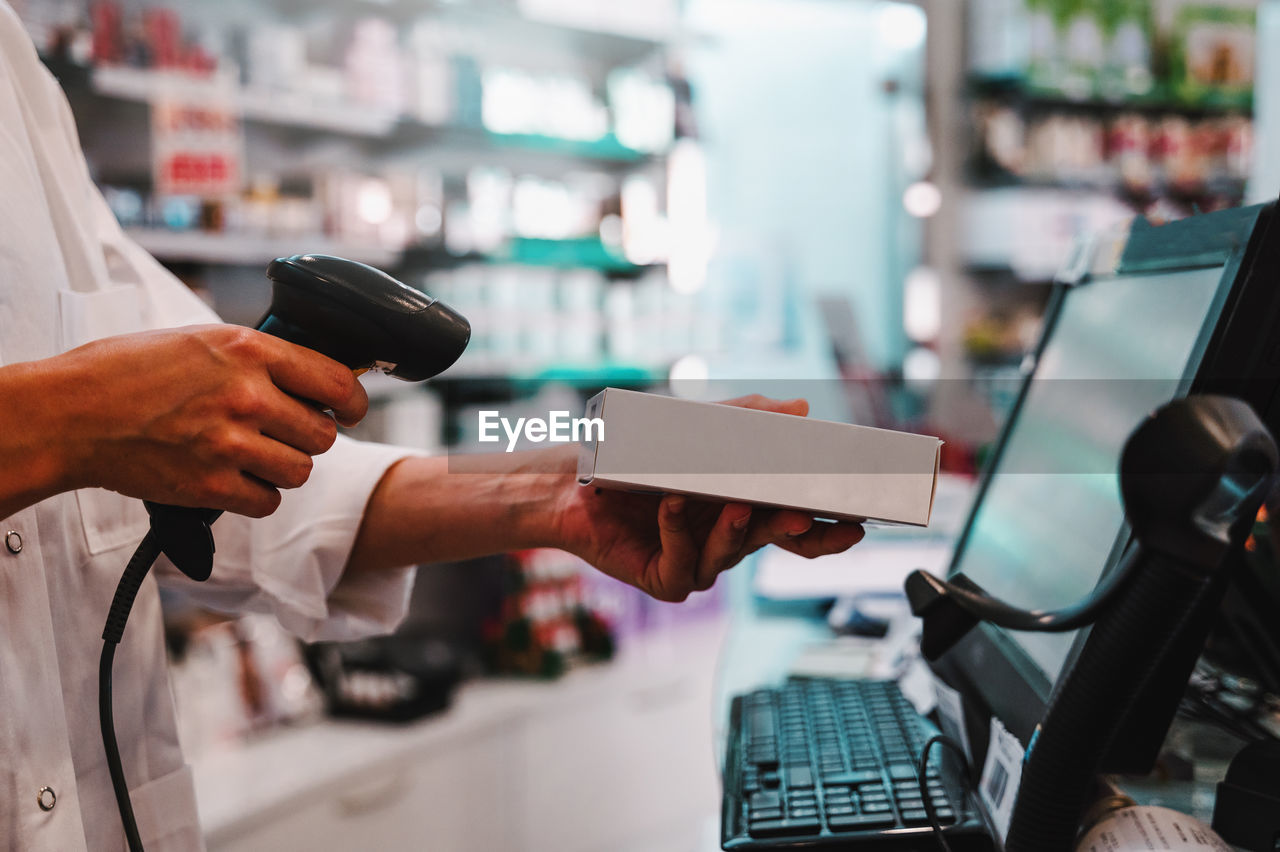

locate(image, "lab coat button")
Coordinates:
37 786 55 811
4 531 21 554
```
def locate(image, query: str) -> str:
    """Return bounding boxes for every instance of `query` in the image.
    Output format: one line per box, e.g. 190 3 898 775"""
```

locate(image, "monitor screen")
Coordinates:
952 264 1229 685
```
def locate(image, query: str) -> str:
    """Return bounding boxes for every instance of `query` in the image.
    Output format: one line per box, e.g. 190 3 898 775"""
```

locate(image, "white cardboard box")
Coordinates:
576 388 943 526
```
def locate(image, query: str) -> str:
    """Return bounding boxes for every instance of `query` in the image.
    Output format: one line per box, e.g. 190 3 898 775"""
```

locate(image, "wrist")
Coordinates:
0 360 84 513
510 444 582 554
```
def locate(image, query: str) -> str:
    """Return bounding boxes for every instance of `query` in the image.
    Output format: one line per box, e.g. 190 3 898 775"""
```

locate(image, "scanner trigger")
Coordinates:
142 502 220 582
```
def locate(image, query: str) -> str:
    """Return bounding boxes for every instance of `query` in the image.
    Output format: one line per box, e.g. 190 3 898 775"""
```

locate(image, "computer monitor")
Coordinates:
931 203 1280 757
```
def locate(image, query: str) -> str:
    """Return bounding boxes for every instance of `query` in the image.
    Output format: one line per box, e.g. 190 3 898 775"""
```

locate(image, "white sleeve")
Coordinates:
180 437 421 643
83 143 420 642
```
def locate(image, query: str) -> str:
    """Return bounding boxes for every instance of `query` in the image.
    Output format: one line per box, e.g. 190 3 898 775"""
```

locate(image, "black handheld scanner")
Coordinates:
257 254 470 380
146 255 470 581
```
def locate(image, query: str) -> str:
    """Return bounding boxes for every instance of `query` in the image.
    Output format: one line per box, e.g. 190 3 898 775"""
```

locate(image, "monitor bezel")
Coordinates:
930 203 1275 750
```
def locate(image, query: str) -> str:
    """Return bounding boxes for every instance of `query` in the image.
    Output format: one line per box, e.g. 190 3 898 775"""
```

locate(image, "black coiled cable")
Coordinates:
100 530 163 852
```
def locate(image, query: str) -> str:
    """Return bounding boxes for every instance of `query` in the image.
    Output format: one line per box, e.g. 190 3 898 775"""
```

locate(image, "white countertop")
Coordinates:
193 618 728 847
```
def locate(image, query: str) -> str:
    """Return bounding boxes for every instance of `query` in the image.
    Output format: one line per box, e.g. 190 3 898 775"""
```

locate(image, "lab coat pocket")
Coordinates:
127 764 206 851
58 286 151 554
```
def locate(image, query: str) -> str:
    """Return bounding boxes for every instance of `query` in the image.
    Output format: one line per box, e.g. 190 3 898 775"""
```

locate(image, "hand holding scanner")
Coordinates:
145 254 471 583
104 256 469 852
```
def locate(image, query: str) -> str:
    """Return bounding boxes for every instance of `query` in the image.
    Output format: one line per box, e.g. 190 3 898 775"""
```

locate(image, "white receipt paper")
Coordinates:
1076 806 1232 851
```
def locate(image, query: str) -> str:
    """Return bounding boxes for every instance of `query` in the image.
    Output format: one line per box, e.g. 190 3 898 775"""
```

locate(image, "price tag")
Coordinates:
150 75 243 198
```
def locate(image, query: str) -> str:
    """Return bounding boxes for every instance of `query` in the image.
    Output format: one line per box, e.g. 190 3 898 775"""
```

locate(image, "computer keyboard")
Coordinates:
721 678 992 850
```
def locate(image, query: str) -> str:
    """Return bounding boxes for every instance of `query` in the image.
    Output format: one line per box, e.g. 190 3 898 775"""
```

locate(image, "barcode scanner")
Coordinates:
102 256 470 851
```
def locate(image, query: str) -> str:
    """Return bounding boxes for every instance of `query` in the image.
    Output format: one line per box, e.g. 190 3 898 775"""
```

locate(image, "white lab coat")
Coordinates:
0 4 418 848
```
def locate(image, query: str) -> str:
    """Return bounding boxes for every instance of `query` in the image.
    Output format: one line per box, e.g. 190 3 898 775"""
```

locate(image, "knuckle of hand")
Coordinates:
222 325 262 358
228 378 268 418
210 426 249 461
200 472 236 506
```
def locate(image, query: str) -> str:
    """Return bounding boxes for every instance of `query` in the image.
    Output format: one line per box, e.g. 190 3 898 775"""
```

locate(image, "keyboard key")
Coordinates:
748 808 783 821
748 818 822 838
790 807 818 819
761 772 780 788
829 813 897 831
749 708 775 739
823 770 881 785
900 809 932 825
826 805 855 816
861 801 892 813
750 792 781 811
785 767 813 788
888 763 917 781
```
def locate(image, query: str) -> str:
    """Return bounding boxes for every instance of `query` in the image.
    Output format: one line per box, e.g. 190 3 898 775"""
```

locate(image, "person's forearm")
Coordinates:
0 360 82 519
344 445 576 574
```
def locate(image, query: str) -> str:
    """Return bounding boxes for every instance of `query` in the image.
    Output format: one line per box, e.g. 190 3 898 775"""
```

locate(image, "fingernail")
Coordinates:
787 520 814 537
667 496 685 514
731 509 751 531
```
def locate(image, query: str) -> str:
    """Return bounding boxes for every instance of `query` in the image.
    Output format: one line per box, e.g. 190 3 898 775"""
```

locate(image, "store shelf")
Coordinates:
441 357 667 384
394 122 659 169
968 74 1254 117
966 172 1250 203
432 4 677 66
91 66 401 137
264 0 680 66
86 66 662 168
125 228 401 268
962 264 1059 287
491 236 647 272
404 236 660 275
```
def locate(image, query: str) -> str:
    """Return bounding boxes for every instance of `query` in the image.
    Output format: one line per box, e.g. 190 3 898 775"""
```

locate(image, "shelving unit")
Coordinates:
35 0 693 402
125 227 402 268
90 65 401 137
967 75 1255 118
928 2 1259 437
88 64 662 169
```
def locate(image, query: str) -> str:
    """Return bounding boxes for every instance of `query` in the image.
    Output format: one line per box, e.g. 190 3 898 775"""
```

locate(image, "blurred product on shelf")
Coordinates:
970 0 1255 108
303 633 465 723
481 550 616 679
957 0 1259 426
482 66 609 142
1169 2 1256 106
962 187 1132 281
427 266 702 375
962 308 1043 366
972 102 1253 207
24 0 677 153
166 613 326 761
